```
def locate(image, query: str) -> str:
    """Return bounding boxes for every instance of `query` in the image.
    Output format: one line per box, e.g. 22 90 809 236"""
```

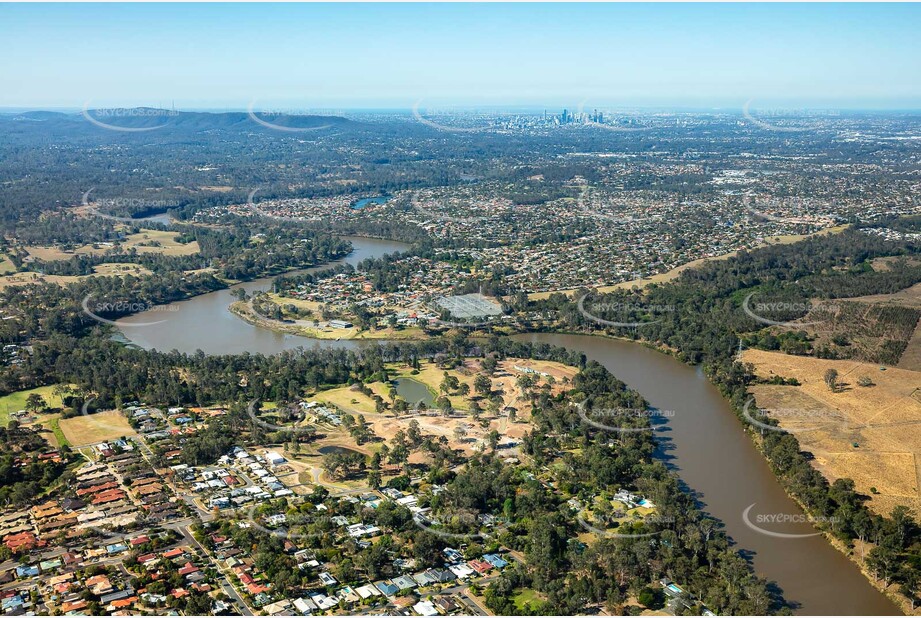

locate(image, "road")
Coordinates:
440 574 498 616
181 524 253 616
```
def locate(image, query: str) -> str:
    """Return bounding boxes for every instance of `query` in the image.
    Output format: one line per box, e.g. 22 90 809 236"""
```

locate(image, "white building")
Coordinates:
264 451 286 466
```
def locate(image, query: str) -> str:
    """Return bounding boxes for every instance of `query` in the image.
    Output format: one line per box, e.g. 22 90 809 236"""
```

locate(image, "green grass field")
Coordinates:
0 384 69 426
45 415 70 448
0 254 16 275
513 589 546 611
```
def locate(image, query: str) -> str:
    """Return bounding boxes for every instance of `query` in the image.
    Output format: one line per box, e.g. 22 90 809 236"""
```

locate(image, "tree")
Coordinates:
824 368 839 392
440 373 460 394
888 505 915 549
407 419 423 447
867 545 898 586
526 514 567 587
901 566 920 611
24 394 46 414
453 425 468 442
474 374 492 398
637 587 664 610
184 591 212 615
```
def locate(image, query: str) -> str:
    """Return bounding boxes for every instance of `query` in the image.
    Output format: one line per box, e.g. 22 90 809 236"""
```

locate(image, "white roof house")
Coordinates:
413 601 439 616
355 584 380 599
293 597 317 613
265 451 286 465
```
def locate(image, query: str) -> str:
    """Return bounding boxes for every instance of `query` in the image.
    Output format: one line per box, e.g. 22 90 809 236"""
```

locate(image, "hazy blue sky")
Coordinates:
2 3 919 110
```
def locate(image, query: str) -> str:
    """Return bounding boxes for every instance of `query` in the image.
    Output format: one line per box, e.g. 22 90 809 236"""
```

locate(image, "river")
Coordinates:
517 334 899 615
116 236 407 354
115 237 900 615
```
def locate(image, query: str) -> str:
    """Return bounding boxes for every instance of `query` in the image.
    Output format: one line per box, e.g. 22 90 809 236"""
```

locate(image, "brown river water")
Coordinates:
116 237 900 615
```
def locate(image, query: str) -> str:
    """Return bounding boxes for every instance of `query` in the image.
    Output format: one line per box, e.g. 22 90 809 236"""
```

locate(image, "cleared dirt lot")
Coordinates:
744 348 921 515
313 358 577 455
58 410 137 447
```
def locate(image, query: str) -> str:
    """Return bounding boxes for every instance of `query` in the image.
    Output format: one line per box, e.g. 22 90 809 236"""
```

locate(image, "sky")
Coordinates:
1 2 920 110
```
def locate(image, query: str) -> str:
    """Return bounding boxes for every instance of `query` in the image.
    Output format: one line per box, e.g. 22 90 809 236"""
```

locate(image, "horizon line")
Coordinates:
4 104 921 115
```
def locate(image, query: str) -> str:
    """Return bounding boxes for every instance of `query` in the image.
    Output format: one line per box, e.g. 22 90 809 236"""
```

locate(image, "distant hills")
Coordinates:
0 108 356 132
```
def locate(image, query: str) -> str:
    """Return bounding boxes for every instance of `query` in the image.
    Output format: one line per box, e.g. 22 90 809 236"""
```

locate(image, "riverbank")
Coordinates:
518 332 901 615
580 322 908 616
653 335 913 613
229 299 426 340
746 421 913 615
114 236 412 354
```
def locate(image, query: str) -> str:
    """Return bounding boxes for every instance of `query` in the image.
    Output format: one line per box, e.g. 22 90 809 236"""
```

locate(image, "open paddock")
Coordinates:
745 349 921 515
24 229 199 261
58 410 137 447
